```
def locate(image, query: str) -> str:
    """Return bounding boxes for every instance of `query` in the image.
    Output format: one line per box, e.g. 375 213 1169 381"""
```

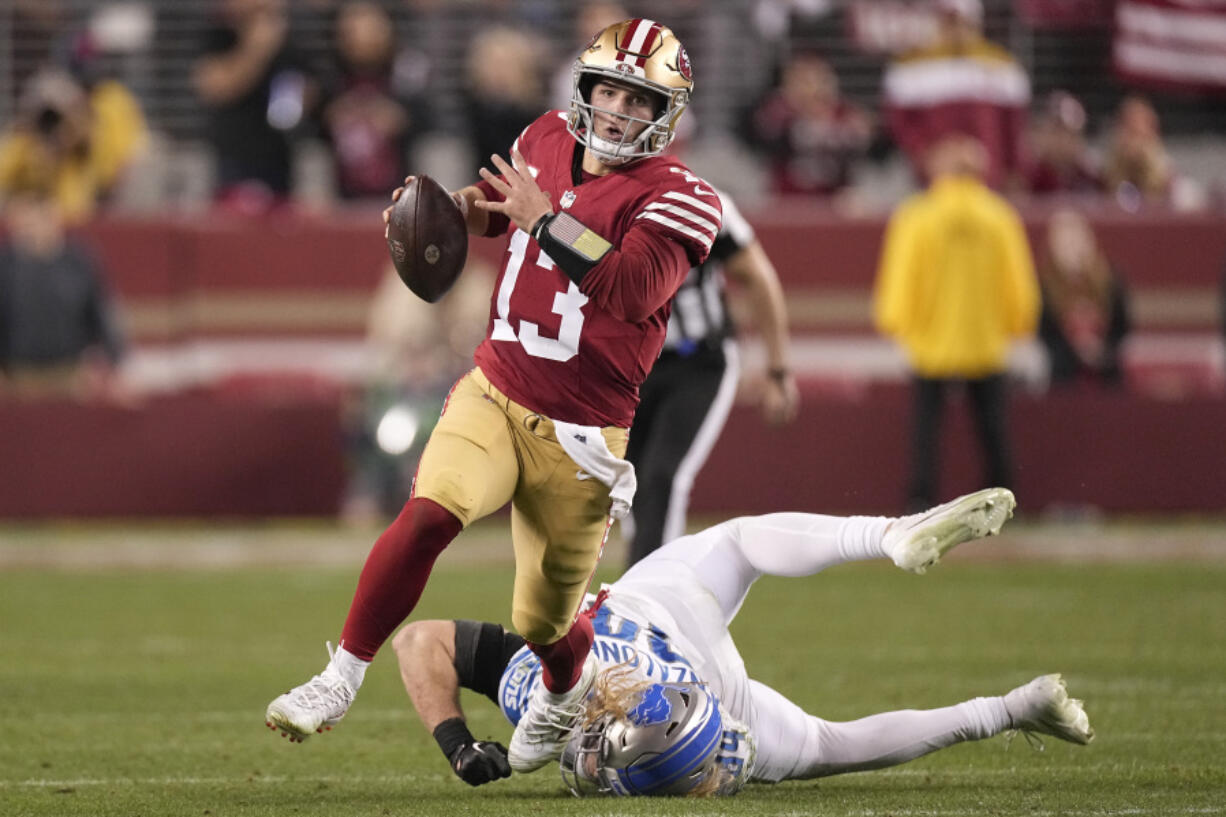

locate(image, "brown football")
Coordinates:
385 174 468 303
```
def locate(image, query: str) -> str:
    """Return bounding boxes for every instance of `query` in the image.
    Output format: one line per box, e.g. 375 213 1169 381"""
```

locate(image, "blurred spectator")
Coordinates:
319 1 431 201
0 186 127 402
0 67 148 224
1037 208 1131 387
747 51 873 199
872 134 1040 510
192 0 319 213
341 258 494 523
464 25 546 175
1102 95 1173 207
882 0 1030 190
1025 91 1102 196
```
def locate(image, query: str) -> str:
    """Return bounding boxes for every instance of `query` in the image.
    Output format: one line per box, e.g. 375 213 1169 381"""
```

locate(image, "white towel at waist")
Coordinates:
552 420 637 520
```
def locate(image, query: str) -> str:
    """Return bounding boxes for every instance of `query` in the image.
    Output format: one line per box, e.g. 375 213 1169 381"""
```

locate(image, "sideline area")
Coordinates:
2 515 1224 570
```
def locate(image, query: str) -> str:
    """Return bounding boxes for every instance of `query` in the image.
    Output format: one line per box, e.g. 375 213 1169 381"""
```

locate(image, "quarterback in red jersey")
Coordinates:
471 110 720 428
266 18 721 776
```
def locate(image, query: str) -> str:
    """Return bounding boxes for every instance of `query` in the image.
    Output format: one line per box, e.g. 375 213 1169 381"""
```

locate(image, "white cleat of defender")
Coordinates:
507 654 598 772
884 487 1016 574
265 643 355 743
1004 673 1095 746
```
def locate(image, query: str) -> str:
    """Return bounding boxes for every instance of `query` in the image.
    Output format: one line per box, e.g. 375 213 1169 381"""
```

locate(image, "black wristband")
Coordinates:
433 717 475 761
531 212 556 242
767 367 790 381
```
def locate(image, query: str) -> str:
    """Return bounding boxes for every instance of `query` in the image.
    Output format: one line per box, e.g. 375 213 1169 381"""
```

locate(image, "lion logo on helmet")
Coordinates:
628 684 675 725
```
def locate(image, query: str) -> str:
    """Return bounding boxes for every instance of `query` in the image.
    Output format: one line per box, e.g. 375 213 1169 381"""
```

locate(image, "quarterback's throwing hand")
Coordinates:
448 740 512 786
475 148 553 235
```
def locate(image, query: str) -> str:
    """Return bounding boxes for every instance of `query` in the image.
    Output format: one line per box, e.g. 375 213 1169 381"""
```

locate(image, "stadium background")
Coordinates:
2 0 1225 518
2 3 1225 816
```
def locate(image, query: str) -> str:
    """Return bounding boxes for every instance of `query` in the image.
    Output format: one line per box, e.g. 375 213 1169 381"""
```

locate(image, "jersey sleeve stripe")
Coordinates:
636 211 716 250
661 190 721 219
641 202 720 235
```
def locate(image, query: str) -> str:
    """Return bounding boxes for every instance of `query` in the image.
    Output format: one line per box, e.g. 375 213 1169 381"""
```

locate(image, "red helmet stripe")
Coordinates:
618 18 664 68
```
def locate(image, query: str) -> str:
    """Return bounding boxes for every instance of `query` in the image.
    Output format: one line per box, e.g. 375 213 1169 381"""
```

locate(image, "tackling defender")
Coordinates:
266 19 721 772
392 488 1095 795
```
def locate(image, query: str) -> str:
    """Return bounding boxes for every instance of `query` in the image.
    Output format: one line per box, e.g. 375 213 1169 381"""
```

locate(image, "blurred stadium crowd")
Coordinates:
2 0 1225 519
2 0 1225 217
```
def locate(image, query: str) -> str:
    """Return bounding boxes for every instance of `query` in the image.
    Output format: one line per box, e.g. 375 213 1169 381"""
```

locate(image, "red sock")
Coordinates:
529 614 595 693
339 497 462 661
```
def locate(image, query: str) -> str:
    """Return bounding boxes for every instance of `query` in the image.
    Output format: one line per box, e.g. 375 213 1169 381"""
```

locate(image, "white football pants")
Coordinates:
609 512 1014 783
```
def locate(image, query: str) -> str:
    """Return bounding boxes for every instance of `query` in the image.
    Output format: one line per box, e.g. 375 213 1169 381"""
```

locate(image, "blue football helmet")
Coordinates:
560 681 724 797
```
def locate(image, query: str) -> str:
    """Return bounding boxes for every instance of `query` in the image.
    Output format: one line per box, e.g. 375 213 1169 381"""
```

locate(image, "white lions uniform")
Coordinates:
478 499 1083 792
496 513 907 784
494 507 1038 786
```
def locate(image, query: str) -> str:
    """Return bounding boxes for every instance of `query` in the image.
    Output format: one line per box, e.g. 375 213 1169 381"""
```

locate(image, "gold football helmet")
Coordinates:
567 18 694 164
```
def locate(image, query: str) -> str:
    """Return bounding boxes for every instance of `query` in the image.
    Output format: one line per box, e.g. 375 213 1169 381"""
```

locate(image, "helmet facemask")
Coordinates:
569 73 686 165
559 713 618 796
559 680 725 797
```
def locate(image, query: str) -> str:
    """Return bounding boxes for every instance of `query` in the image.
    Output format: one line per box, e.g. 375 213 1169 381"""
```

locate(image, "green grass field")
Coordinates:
2 521 1225 816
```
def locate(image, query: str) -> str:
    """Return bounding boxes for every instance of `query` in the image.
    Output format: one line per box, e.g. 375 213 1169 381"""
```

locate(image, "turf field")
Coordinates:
2 519 1224 817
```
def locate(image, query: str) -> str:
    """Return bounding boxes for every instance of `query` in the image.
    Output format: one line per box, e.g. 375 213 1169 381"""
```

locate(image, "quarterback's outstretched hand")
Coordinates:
448 740 512 786
474 148 553 235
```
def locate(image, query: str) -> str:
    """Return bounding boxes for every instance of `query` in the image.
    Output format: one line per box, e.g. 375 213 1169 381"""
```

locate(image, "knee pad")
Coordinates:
512 608 568 646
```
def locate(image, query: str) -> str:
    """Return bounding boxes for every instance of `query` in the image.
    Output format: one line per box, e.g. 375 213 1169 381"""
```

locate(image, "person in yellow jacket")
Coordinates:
873 133 1039 510
0 69 147 225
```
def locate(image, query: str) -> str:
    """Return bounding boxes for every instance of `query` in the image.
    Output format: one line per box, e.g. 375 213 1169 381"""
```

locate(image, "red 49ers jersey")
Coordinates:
473 111 721 428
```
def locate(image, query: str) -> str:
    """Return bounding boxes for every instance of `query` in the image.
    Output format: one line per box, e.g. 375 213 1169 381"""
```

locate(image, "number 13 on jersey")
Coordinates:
490 229 590 363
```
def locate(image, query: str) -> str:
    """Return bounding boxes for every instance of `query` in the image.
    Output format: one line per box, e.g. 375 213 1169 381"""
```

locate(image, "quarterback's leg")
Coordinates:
747 675 1093 783
506 421 627 772
266 370 519 741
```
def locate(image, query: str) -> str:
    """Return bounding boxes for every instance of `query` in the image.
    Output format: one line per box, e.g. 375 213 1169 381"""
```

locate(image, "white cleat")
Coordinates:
508 655 597 773
1004 673 1095 746
884 487 1016 574
265 643 355 743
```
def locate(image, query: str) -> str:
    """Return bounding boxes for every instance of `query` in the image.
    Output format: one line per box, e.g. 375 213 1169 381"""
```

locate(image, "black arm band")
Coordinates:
433 717 475 761
532 211 611 286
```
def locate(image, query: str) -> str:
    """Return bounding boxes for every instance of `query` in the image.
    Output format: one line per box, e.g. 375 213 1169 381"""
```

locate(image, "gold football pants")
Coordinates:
411 367 627 644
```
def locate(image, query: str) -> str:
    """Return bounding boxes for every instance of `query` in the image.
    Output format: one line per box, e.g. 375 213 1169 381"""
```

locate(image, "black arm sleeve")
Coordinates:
452 620 526 705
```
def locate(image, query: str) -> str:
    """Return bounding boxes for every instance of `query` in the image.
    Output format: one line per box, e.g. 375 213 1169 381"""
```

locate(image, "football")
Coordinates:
385 174 468 303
